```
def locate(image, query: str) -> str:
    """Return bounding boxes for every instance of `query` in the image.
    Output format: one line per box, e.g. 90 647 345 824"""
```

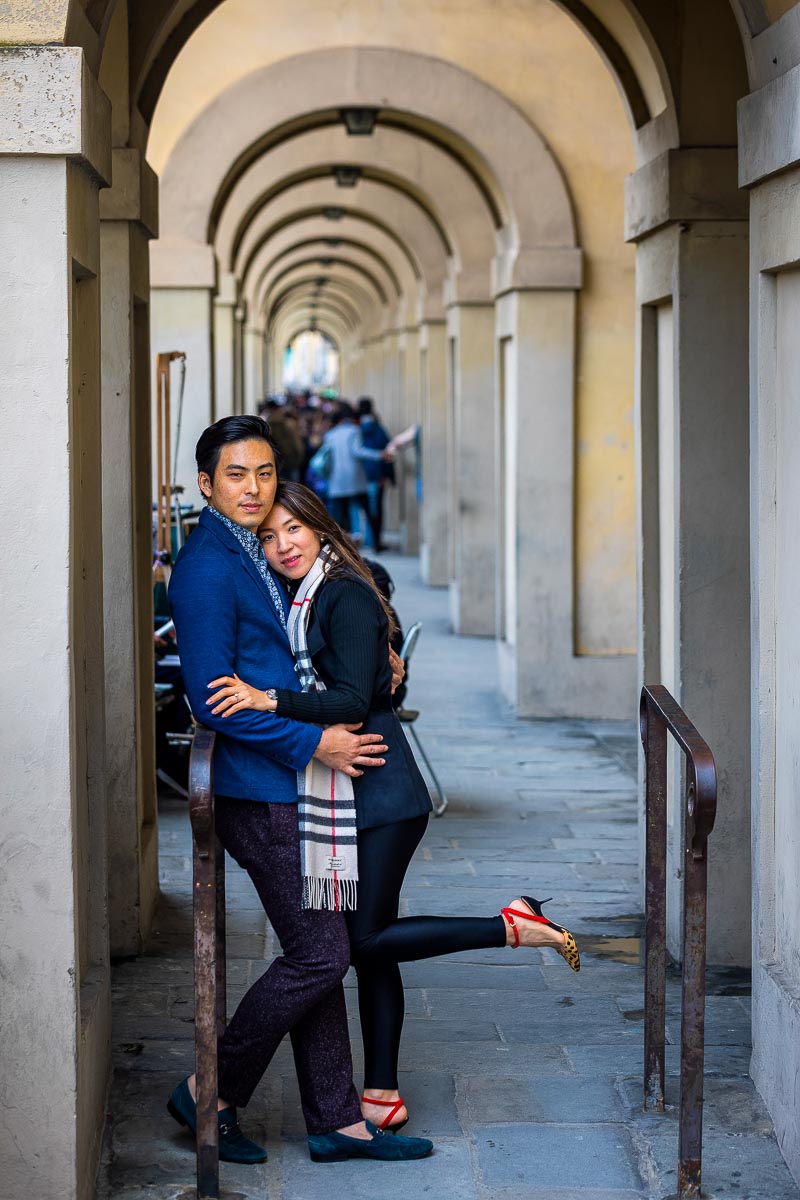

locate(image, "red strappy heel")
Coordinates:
501 895 581 972
360 1094 409 1133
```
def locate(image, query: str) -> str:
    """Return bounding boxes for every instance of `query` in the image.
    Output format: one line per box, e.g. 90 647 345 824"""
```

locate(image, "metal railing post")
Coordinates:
642 697 668 1112
640 686 717 1200
188 727 222 1200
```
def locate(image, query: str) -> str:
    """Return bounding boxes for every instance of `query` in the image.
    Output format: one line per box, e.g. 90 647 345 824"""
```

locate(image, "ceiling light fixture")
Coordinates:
340 107 378 136
334 165 362 188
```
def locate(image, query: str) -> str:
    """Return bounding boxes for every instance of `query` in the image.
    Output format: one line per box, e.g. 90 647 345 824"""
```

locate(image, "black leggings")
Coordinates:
345 814 507 1088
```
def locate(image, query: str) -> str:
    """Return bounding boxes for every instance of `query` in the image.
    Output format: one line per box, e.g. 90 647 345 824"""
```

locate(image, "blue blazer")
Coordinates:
168 507 321 803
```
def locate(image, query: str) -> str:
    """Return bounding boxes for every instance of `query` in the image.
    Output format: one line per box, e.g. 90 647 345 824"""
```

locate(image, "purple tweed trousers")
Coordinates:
214 795 363 1134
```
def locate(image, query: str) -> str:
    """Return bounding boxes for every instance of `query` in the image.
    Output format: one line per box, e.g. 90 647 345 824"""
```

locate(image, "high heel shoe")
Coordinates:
501 895 581 972
360 1094 409 1132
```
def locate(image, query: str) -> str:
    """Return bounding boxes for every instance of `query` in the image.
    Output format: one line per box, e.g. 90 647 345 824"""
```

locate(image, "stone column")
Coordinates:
446 304 496 635
149 238 216 494
398 326 421 553
494 282 635 718
740 72 800 1185
234 305 245 412
99 147 160 956
0 47 112 1199
243 323 265 412
626 150 750 965
214 271 238 418
419 321 448 585
381 330 402 540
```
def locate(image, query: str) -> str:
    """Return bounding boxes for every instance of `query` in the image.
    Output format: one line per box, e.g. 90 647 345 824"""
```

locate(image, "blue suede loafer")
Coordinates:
167 1077 268 1164
308 1118 433 1163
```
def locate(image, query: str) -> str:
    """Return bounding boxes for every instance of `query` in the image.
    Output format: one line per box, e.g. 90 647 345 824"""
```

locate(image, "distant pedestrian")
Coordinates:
323 402 383 548
357 397 392 552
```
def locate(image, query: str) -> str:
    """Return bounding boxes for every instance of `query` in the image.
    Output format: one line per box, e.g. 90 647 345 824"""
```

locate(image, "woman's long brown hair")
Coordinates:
265 481 398 637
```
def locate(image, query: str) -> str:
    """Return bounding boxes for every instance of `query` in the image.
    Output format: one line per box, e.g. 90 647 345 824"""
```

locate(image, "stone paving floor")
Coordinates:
98 555 800 1200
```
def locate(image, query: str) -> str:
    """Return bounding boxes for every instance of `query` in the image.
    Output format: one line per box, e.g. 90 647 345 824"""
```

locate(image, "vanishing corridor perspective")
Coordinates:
1 0 800 1197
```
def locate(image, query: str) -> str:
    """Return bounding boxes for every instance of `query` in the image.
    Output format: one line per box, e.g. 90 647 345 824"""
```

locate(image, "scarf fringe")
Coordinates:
302 874 358 912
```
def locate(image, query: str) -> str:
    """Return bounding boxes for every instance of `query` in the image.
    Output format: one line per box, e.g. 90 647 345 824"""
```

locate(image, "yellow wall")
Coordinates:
764 0 800 21
149 0 637 654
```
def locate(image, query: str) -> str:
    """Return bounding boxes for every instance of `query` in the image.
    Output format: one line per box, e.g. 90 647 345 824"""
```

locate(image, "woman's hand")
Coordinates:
388 645 405 694
206 672 277 717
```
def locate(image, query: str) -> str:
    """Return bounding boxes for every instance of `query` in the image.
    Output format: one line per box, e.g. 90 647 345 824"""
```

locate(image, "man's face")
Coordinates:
198 439 277 531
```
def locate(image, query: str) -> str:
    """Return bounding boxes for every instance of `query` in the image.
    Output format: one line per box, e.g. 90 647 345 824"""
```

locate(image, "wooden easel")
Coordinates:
154 351 187 581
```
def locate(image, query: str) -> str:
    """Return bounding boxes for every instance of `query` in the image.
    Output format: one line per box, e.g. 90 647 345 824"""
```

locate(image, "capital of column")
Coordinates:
625 148 746 242
491 245 583 295
215 271 238 307
0 46 110 185
739 62 800 188
150 238 216 288
99 148 158 237
444 264 492 307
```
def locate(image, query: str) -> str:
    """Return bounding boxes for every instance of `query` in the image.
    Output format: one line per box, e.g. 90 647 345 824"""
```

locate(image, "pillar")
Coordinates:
0 46 112 1199
99 147 160 956
398 326 421 553
627 150 750 966
243 323 265 412
446 304 496 635
494 284 635 718
419 321 448 585
149 239 216 495
740 71 800 1185
214 271 238 418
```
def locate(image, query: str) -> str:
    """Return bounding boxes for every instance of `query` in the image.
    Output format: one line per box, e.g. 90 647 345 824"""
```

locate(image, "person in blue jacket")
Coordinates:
166 414 433 1166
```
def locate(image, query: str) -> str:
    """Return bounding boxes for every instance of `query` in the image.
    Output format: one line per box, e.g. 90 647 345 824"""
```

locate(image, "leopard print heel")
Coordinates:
558 929 581 973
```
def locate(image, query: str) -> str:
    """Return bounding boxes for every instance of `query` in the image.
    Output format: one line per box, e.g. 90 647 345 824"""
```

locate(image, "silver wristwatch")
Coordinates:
265 688 279 702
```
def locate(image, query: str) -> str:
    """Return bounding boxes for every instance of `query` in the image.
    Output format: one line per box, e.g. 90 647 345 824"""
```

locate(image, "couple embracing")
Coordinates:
167 414 580 1166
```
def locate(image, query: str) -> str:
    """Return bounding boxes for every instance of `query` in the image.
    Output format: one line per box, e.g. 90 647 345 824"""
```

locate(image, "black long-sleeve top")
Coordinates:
273 572 393 724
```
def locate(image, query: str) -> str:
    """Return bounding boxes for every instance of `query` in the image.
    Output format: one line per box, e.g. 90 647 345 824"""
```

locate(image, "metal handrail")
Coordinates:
640 685 717 1200
187 726 225 1200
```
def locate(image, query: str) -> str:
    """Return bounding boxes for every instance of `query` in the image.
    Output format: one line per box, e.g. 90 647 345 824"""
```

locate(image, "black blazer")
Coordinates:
274 571 432 830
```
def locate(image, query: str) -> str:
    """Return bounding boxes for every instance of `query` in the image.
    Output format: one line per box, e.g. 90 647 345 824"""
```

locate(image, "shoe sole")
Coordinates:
310 1147 432 1163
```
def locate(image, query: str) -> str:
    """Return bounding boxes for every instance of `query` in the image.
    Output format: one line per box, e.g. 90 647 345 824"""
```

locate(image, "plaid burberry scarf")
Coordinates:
288 546 358 911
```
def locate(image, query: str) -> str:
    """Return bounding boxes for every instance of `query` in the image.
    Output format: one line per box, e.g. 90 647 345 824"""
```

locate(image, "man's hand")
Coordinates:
389 645 405 694
315 724 388 778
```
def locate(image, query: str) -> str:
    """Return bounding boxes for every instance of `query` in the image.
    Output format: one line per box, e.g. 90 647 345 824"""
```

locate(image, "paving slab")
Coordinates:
96 554 799 1200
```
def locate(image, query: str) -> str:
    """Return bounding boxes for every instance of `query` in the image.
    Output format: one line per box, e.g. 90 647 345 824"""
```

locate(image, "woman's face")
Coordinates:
259 504 322 580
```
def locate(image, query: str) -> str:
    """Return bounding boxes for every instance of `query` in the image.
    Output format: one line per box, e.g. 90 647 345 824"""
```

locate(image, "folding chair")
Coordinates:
394 621 448 816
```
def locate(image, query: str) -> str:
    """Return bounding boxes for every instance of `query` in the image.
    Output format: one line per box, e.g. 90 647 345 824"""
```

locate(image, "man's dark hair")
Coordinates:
357 396 374 417
195 415 278 481
330 401 356 428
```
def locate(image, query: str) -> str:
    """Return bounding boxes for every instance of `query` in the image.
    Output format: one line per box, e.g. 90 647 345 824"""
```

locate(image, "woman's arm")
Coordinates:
207 580 384 725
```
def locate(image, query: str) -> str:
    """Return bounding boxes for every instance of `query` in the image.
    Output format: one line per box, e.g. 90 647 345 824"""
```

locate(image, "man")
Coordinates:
167 415 432 1164
357 396 392 552
323 402 382 548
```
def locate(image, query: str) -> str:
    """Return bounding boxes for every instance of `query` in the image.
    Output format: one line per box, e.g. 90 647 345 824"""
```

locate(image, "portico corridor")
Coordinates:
98 557 797 1200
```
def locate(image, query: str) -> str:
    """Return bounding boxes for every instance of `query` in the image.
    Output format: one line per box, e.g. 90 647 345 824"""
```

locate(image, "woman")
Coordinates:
206 482 580 1132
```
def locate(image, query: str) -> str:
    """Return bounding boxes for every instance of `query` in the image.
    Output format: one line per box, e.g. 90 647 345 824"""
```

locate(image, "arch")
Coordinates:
271 299 356 344
269 282 363 330
257 240 400 301
213 124 495 287
123 1 677 144
262 270 380 329
236 218 415 301
235 179 448 309
157 46 577 261
240 206 423 288
261 255 390 306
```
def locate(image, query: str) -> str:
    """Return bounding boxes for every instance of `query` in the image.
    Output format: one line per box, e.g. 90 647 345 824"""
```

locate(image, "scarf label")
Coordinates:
325 855 347 871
